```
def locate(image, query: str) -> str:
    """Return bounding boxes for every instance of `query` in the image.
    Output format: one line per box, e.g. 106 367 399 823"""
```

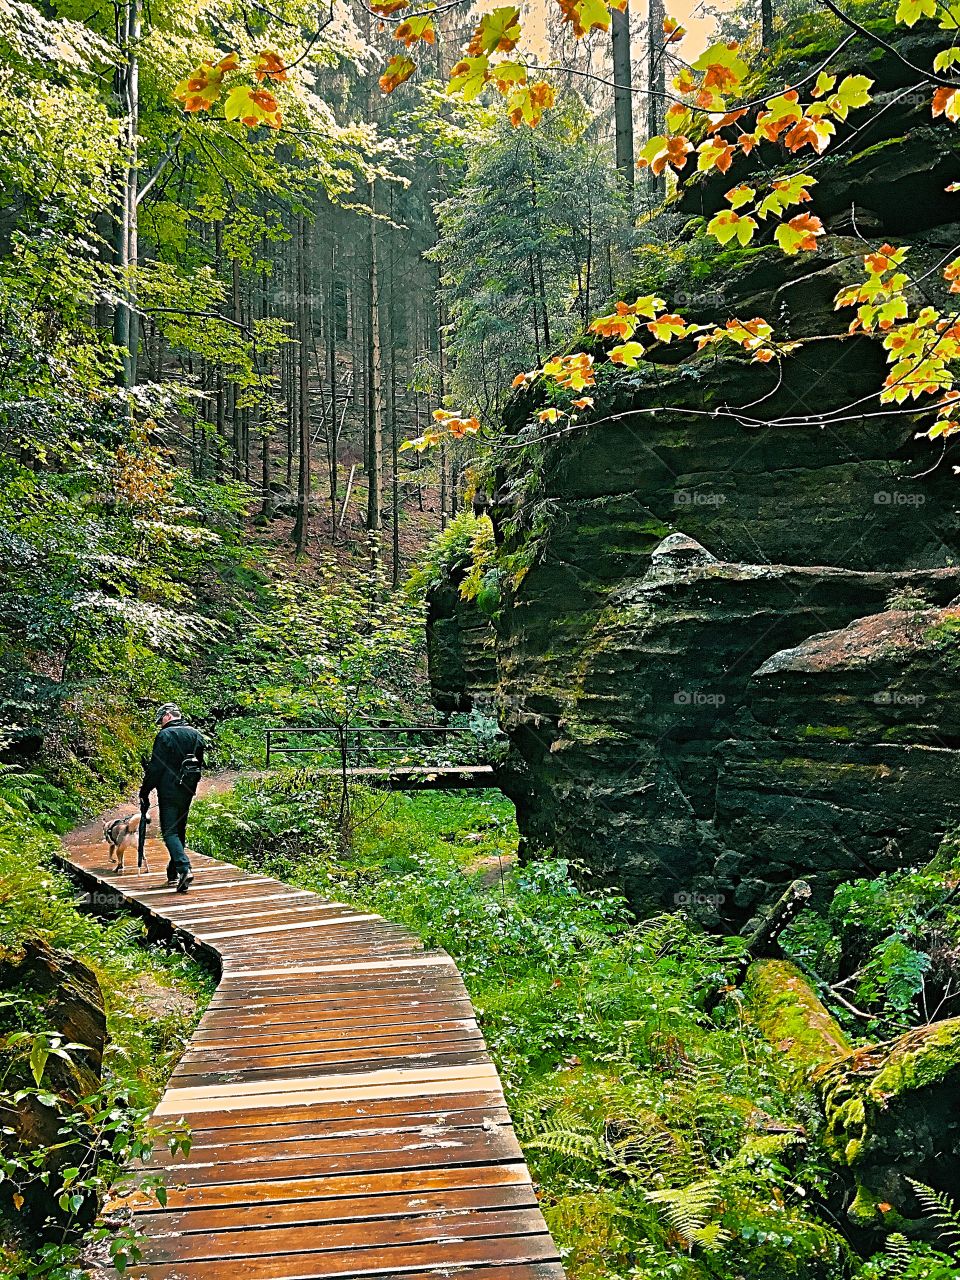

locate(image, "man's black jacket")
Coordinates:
140 721 206 800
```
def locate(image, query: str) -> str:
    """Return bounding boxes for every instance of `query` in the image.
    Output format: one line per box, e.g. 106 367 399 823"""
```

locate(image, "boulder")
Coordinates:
0 938 106 1229
814 1019 960 1235
424 24 960 920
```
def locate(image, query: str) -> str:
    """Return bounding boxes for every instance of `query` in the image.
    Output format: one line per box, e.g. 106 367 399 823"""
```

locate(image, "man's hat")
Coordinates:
155 702 184 726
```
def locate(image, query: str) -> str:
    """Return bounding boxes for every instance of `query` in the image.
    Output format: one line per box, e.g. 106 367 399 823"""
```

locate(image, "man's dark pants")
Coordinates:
157 786 193 880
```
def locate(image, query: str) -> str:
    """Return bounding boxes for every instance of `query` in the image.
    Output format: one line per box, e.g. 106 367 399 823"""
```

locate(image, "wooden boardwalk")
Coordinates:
59 823 564 1280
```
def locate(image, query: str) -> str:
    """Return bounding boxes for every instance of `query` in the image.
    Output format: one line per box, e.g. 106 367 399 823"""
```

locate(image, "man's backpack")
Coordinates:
178 754 202 795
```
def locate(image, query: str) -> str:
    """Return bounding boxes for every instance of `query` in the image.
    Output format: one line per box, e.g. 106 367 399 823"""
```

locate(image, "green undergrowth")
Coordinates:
0 773 212 1278
189 775 960 1280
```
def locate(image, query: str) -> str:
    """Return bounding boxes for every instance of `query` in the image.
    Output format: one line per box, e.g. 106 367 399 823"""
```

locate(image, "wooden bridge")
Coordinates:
265 724 497 791
59 820 563 1280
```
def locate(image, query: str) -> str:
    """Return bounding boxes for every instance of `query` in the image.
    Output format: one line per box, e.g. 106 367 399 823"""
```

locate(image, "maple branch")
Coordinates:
143 306 254 334
816 0 960 89
534 32 857 117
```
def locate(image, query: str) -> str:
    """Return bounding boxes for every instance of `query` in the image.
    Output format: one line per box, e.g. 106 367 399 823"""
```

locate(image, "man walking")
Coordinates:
140 702 206 893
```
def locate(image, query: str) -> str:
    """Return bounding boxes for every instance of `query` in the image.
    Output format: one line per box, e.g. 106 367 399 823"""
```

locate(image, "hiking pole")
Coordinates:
138 796 150 873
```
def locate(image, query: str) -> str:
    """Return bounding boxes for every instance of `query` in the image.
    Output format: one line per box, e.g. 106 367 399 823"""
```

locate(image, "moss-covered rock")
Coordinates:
815 1018 960 1233
0 938 106 1230
425 20 960 923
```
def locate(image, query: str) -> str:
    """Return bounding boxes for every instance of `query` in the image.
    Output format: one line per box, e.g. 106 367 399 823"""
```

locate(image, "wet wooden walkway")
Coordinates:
59 822 564 1280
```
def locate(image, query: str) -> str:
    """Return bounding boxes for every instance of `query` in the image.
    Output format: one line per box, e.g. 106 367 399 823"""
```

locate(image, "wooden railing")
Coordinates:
264 722 480 770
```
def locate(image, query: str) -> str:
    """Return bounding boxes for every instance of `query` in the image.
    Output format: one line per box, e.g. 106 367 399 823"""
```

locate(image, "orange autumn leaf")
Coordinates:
646 135 692 174
395 14 436 46
697 138 734 173
702 63 740 92
254 49 287 81
380 54 417 93
933 86 960 121
775 212 825 254
784 117 833 153
591 313 637 339
673 68 698 93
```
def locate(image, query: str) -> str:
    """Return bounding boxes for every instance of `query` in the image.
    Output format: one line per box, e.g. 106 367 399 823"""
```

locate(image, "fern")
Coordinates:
646 1178 731 1253
883 1233 913 1278
524 1119 607 1165
907 1178 960 1247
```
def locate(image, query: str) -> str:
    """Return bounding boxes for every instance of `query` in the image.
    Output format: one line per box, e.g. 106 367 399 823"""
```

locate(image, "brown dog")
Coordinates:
103 812 150 873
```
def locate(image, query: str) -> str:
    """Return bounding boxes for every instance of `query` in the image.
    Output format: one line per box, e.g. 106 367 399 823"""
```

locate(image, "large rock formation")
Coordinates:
0 938 107 1228
426 24 960 924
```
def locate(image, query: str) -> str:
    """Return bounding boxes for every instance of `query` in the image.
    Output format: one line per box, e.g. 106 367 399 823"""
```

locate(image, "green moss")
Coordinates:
744 960 853 1070
817 1019 960 1174
870 1018 960 1098
848 1183 883 1227
923 615 960 662
802 725 852 740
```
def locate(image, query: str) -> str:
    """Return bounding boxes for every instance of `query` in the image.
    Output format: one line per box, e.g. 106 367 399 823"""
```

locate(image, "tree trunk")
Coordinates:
647 0 666 197
259 247 273 519
761 0 774 46
113 0 140 388
327 237 339 542
366 184 383 542
231 257 242 477
611 3 635 189
292 213 312 553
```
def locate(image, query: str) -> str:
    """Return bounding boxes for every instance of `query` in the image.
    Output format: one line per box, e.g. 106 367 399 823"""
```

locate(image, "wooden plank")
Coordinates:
54 831 564 1280
171 1108 512 1151
137 1126 525 1185
139 1181 537 1237
198 915 382 940
149 1124 521 1174
188 1017 480 1051
167 1047 492 1087
137 1207 549 1263
127 1233 561 1279
178 1026 486 1054
120 1162 534 1213
219 956 457 979
147 1091 509 1135
154 1062 502 1115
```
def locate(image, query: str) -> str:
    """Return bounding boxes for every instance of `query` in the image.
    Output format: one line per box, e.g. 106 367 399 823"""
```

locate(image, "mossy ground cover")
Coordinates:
189 776 960 1280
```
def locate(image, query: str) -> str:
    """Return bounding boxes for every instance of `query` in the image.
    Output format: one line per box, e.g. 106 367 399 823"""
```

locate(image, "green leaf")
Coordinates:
829 74 873 119
608 341 645 367
30 1037 50 1086
707 209 757 246
724 185 755 209
573 0 612 34
895 0 935 24
470 6 521 54
448 56 491 101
